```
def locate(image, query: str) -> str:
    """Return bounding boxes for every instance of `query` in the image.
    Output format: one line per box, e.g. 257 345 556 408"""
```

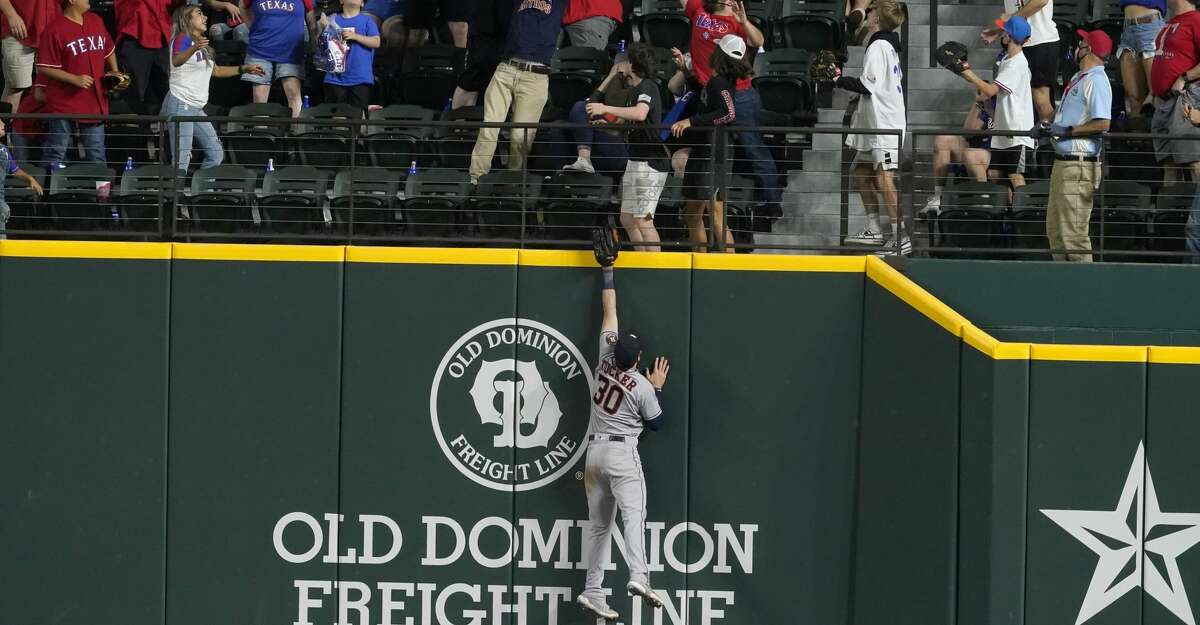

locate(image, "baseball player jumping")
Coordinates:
576 228 671 621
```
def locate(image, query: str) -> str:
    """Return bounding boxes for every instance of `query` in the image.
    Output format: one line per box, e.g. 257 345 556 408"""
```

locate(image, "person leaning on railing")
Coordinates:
1031 29 1112 263
164 3 264 172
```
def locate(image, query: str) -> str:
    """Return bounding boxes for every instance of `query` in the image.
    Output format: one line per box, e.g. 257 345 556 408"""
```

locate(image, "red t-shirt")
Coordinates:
115 0 172 48
12 80 46 137
563 0 623 25
0 0 61 48
1151 11 1200 97
685 0 750 90
36 12 115 115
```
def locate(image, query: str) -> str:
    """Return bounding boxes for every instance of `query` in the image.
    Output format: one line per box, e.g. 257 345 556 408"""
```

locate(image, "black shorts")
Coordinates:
1024 41 1060 89
457 35 502 92
990 144 1028 177
324 83 372 109
406 0 476 27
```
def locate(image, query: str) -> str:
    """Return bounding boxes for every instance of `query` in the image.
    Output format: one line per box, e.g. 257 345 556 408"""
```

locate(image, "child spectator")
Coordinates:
953 16 1035 193
586 43 669 251
115 0 172 115
670 34 746 253
323 0 380 109
37 0 127 166
984 0 1059 122
206 0 249 42
164 3 265 171
0 118 45 237
240 0 316 117
836 0 907 254
0 0 60 112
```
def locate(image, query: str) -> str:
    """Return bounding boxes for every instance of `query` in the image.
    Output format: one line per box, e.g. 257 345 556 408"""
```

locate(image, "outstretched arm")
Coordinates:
601 267 618 333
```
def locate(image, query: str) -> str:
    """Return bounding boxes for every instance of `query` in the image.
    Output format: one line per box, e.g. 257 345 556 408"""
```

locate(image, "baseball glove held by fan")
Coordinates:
102 72 132 99
810 50 841 82
935 41 971 75
592 224 620 267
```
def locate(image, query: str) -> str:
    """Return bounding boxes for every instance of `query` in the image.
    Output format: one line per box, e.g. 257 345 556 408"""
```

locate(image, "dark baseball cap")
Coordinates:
614 331 643 370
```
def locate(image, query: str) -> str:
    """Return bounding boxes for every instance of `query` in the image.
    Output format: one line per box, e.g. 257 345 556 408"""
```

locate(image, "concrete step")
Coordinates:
909 25 988 46
817 108 846 124
802 149 842 172
905 88 978 111
906 66 992 89
905 45 1002 69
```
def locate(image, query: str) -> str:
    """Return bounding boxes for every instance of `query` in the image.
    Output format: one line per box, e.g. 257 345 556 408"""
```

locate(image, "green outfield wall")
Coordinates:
4 242 1200 625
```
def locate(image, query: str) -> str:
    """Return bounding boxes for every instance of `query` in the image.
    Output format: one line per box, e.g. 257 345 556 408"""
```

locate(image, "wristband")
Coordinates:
602 266 615 289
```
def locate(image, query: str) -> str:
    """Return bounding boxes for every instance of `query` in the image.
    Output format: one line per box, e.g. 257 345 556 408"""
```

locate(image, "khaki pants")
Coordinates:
468 62 549 182
1046 159 1101 262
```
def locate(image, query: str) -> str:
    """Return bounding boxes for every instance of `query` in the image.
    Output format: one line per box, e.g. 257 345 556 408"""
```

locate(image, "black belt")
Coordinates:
1055 154 1100 162
504 58 551 74
589 434 626 442
1125 12 1160 25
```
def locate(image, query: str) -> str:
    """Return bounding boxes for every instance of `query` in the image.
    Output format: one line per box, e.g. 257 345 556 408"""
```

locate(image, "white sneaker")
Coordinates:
877 235 912 256
845 227 885 245
919 195 941 218
627 581 664 608
576 595 618 620
562 158 595 174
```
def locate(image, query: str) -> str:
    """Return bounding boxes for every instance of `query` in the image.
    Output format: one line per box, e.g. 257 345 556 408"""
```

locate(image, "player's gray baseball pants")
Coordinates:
582 437 650 600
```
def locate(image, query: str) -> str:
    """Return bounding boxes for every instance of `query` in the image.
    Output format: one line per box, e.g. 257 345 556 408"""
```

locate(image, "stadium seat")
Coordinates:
775 0 842 53
330 166 404 235
549 47 610 111
1149 184 1197 257
185 164 258 233
538 170 613 240
1108 115 1157 184
934 180 1009 257
469 170 542 240
293 103 362 170
436 106 491 171
1091 180 1152 260
46 163 114 231
2 165 45 233
403 168 473 237
635 0 692 51
118 164 179 233
209 40 251 112
744 0 771 35
224 103 291 170
398 44 465 110
260 166 332 234
1010 180 1052 259
752 49 814 118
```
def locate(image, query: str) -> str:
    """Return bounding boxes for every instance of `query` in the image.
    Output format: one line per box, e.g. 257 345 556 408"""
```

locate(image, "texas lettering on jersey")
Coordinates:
257 0 298 10
65 34 108 56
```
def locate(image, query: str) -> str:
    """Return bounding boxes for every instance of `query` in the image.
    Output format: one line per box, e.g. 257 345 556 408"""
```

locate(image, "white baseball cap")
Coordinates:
717 34 747 59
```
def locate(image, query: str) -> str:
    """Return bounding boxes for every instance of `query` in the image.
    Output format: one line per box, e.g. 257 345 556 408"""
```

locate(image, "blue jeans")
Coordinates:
732 88 782 205
9 132 40 169
568 100 628 176
44 118 105 166
162 92 223 171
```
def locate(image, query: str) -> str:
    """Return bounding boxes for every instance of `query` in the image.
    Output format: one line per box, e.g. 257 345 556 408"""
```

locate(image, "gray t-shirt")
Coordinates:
589 330 662 437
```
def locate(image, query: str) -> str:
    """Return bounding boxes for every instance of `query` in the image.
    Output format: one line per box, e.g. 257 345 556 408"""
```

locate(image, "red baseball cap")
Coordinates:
1075 29 1113 58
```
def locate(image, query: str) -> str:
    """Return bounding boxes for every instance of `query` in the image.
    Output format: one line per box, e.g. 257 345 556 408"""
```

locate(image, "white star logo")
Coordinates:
1041 443 1200 625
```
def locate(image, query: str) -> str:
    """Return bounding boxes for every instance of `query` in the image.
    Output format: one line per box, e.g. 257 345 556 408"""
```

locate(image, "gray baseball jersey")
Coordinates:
588 330 662 437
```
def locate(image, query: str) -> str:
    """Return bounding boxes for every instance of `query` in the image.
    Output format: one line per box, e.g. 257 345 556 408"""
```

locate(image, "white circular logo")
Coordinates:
430 318 594 491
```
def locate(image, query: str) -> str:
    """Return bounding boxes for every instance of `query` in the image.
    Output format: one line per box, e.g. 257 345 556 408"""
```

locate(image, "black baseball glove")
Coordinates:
935 41 971 75
809 50 841 82
102 72 132 100
592 223 620 267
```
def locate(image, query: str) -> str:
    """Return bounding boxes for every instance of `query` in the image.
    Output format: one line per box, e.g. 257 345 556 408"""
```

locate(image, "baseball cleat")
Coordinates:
626 581 663 608
576 594 619 620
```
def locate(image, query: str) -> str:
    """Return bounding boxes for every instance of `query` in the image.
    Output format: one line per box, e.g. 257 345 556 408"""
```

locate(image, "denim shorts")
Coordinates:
1118 17 1164 59
240 55 304 85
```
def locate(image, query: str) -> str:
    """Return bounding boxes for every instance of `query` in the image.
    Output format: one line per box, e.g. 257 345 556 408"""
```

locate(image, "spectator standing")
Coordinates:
206 0 250 42
1176 84 1200 260
0 0 59 111
452 0 510 108
682 0 782 213
954 16 1035 192
563 0 621 49
1118 0 1164 116
405 0 472 49
37 0 125 166
114 0 172 115
586 43 669 251
163 4 265 171
0 119 45 237
670 34 746 253
1038 29 1112 261
240 0 316 116
323 0 380 109
1149 0 1200 185
467 0 567 184
837 0 907 254
984 0 1058 122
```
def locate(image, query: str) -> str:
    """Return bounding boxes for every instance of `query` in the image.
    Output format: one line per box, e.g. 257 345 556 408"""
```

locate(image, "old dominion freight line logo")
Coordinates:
430 318 593 492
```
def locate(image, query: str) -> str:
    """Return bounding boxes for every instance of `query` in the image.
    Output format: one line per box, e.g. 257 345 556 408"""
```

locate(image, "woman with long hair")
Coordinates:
162 4 263 171
670 35 749 252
